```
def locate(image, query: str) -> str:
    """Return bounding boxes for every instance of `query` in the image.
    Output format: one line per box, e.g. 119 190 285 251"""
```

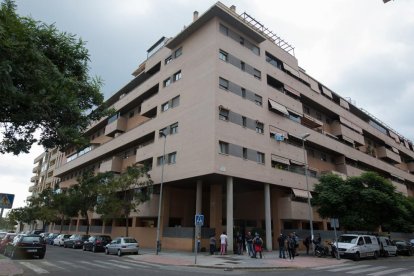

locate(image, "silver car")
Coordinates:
105 237 139 256
53 234 71 246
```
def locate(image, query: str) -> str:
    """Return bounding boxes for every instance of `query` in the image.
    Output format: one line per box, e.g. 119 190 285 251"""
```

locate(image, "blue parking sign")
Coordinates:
195 214 204 226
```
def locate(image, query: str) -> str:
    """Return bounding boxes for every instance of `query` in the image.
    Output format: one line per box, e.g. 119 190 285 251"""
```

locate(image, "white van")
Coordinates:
337 234 380 261
377 236 397 257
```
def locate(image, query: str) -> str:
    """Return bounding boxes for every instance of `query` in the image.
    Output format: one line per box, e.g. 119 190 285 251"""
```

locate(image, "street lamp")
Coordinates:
156 130 167 255
301 133 314 253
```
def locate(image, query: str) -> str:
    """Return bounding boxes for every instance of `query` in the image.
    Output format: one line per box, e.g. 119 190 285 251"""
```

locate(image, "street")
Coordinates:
6 245 414 276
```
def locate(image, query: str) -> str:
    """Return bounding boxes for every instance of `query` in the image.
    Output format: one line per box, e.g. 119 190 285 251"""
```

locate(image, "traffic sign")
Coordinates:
195 214 204 226
0 193 15 209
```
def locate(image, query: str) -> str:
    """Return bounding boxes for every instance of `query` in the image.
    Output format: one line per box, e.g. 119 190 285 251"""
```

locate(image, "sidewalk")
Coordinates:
129 249 350 269
0 259 23 276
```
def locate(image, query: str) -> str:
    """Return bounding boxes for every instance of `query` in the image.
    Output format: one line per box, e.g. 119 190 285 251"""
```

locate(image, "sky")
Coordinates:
1 0 413 215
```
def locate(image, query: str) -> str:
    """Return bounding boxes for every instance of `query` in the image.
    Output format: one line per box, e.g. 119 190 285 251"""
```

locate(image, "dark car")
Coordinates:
0 233 17 254
4 234 46 259
46 233 59 245
83 235 112 252
394 240 414 256
64 234 90 249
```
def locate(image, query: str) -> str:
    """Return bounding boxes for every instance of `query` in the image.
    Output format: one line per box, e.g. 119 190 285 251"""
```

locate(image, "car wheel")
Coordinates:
117 250 122 257
82 245 86 251
354 252 360 261
63 244 67 248
373 251 379 259
92 246 96 253
105 248 109 255
134 251 138 255
409 250 413 256
39 253 45 259
72 244 76 249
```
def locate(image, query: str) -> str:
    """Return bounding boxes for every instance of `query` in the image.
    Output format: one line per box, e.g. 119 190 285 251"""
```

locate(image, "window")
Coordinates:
173 71 182 81
243 148 247 159
219 50 228 62
288 112 301 123
304 106 310 115
157 156 165 166
219 141 229 154
163 78 171 87
129 111 134 118
170 122 178 134
254 94 262 106
242 116 247 127
168 152 177 164
219 77 229 90
161 102 169 112
256 121 264 134
316 112 322 120
171 96 180 108
241 88 246 98
239 36 244 45
257 152 265 164
321 153 327 162
240 61 245 71
174 47 182 58
254 69 261 80
252 46 260 56
219 24 229 35
165 55 172 65
159 127 167 137
219 108 229 121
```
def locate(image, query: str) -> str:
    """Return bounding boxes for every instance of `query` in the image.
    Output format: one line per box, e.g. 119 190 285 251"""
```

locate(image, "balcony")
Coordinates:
100 156 123 173
30 175 39 182
376 146 401 164
278 197 321 221
321 170 347 180
104 116 127 137
32 166 40 173
330 121 365 146
301 114 323 129
28 185 35 192
407 162 414 173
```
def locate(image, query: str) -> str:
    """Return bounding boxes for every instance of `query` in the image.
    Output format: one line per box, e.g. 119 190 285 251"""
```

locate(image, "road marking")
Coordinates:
367 268 408 276
399 272 414 276
41 261 67 270
95 260 131 269
347 266 387 274
57 260 91 270
78 260 107 269
108 259 152 268
328 264 371 272
311 263 352 270
20 262 49 274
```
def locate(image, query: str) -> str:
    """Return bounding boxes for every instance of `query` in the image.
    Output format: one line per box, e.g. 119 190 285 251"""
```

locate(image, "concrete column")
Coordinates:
271 189 281 249
264 183 272 251
226 176 234 254
209 184 222 233
196 180 202 214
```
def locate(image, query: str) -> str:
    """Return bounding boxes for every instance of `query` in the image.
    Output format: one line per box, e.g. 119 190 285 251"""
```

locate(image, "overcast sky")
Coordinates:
1 0 413 214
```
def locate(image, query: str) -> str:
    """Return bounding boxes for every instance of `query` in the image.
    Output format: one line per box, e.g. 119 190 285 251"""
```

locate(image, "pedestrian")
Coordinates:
209 234 216 255
287 233 296 261
277 233 286 258
245 231 254 257
220 231 227 255
303 235 311 255
293 231 299 255
252 233 263 259
236 231 243 255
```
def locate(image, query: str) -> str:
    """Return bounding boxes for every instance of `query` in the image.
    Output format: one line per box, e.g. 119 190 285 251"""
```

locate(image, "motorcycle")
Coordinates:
329 241 339 258
314 243 330 257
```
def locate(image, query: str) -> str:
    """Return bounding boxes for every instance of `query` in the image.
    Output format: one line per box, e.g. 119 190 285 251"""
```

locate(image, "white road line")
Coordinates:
328 264 371 272
41 261 67 270
108 259 152 268
78 260 107 269
57 260 92 270
95 260 131 269
19 262 49 274
367 268 408 276
399 272 414 276
347 266 387 274
311 263 352 270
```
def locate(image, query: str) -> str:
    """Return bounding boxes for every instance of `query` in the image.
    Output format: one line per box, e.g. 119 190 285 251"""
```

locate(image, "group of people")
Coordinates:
209 231 264 258
277 232 300 261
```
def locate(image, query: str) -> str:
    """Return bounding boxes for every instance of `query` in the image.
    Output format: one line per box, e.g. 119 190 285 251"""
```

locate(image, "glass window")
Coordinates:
257 152 265 164
254 94 262 106
256 122 264 134
219 108 229 121
242 116 247 127
219 77 229 90
241 88 246 98
173 71 182 81
161 102 169 112
163 78 171 87
170 122 178 134
240 61 245 71
165 55 172 65
239 36 244 45
219 24 229 35
159 127 167 137
253 69 261 80
219 50 228 62
168 152 176 164
304 106 310 114
157 156 165 166
171 96 180 108
243 148 247 159
174 47 182 58
219 141 229 154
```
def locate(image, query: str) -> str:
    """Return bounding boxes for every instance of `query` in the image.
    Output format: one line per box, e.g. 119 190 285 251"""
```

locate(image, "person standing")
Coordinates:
245 232 254 257
277 233 286 258
287 233 296 261
253 233 263 259
220 231 227 255
236 232 243 255
303 235 311 255
209 234 216 255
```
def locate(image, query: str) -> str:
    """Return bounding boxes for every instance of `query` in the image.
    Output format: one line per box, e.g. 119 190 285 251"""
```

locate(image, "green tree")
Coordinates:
0 0 110 155
26 188 59 231
7 206 36 231
52 189 79 233
312 172 413 232
97 165 153 236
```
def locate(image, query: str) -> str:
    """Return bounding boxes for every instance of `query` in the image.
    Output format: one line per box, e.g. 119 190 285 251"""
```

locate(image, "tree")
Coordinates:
52 189 79 233
97 165 153 236
312 172 414 232
0 0 111 155
7 206 37 231
70 171 114 235
26 188 59 231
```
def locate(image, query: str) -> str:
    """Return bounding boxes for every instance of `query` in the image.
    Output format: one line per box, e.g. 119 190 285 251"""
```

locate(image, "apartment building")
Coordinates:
32 2 414 251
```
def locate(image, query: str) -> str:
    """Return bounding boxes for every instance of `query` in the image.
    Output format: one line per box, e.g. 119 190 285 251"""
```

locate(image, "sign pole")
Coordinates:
0 208 4 218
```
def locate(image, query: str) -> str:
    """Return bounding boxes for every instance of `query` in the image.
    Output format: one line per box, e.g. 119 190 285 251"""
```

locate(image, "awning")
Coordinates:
342 135 354 144
284 84 301 97
290 159 304 166
271 154 290 165
292 188 312 199
340 117 363 134
286 108 303 117
302 114 323 128
321 86 333 99
403 140 410 149
391 146 399 154
340 98 350 110
268 99 289 116
283 62 300 78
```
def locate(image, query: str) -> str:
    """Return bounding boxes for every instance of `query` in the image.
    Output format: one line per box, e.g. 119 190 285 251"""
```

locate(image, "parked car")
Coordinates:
53 234 71 246
4 234 46 259
393 240 414 256
28 229 44 235
0 232 7 240
83 235 112 252
105 237 139 256
336 234 380 261
0 233 17 254
377 236 397 257
64 234 90 249
46 233 59 245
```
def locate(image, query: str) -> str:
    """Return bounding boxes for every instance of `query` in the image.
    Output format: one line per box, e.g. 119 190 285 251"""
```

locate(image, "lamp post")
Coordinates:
301 133 314 253
156 130 167 255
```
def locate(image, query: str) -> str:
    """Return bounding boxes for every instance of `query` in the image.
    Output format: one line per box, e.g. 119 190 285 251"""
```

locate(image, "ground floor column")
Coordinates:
264 183 272 251
196 180 202 214
209 184 222 234
226 176 234 254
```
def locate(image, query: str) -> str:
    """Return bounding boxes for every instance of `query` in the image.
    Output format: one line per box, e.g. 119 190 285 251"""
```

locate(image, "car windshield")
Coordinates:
338 235 358 244
123 238 137 243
